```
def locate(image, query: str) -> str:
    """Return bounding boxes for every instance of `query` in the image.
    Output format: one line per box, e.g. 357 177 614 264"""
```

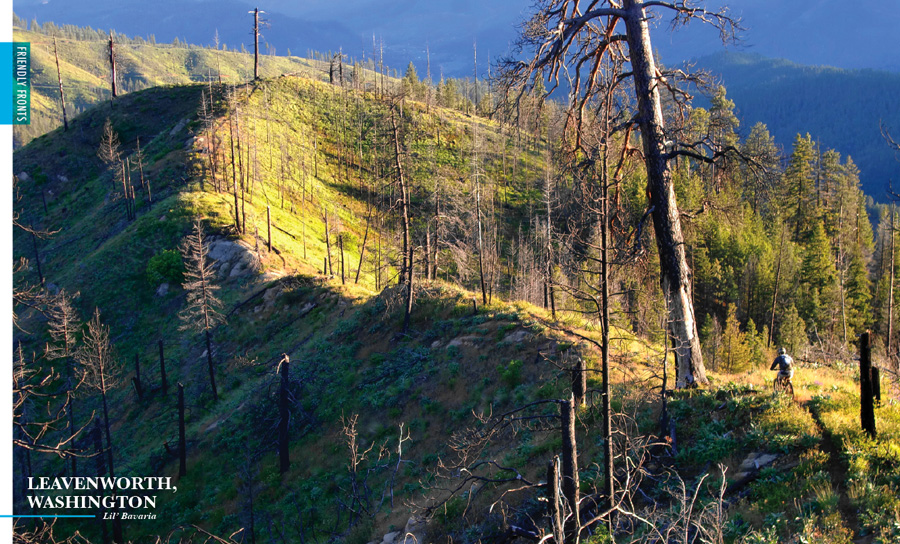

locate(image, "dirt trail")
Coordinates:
803 400 871 543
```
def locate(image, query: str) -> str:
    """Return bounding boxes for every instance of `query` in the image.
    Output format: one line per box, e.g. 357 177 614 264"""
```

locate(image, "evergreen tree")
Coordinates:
845 247 872 335
799 220 837 328
783 133 816 240
741 122 781 214
779 304 808 355
717 304 751 373
402 61 421 99
745 317 767 368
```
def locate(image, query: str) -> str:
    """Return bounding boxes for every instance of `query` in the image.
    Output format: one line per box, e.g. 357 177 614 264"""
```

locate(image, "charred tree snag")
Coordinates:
251 8 260 80
547 457 564 543
266 205 272 252
279 355 290 473
859 331 876 438
107 32 117 99
53 38 68 131
390 102 411 285
502 0 740 388
560 394 580 543
132 353 143 400
622 0 706 387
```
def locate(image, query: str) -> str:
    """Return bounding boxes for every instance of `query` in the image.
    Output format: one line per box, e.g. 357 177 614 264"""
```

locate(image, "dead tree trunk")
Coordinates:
229 111 242 233
572 356 586 408
108 32 117 99
178 383 186 476
547 457 564 544
132 354 143 400
859 331 876 439
266 205 272 252
355 207 373 284
252 8 260 80
324 208 333 275
279 355 290 473
560 394 580 544
623 0 707 387
600 165 614 522
30 231 44 286
339 234 346 285
390 104 411 285
53 38 68 131
403 246 414 333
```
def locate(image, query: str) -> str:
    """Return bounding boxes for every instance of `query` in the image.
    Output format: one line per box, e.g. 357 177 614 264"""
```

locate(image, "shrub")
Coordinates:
146 249 184 286
498 359 523 388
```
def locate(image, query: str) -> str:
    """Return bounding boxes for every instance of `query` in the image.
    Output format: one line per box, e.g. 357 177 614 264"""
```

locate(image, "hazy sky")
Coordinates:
12 0 900 73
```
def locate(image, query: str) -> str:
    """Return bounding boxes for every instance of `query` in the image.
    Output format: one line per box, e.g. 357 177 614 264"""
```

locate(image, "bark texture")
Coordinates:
623 0 707 387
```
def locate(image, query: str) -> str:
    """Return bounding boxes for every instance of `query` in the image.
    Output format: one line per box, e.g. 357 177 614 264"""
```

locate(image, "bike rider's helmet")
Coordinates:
778 347 787 355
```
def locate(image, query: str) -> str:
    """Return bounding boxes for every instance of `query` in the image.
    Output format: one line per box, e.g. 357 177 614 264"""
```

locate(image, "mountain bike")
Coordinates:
773 373 794 399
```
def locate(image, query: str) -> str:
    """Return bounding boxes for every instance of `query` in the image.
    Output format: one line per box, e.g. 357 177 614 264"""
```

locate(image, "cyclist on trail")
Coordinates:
770 347 794 381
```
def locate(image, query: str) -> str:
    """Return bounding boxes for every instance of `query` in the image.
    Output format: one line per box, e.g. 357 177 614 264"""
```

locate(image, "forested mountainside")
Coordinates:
691 51 900 199
11 10 900 544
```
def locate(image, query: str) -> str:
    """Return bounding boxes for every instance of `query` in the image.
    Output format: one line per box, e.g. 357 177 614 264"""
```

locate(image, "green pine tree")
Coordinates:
783 133 816 240
717 304 751 373
779 304 808 356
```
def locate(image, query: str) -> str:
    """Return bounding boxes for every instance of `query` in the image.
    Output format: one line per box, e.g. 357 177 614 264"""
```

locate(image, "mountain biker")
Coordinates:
770 347 794 382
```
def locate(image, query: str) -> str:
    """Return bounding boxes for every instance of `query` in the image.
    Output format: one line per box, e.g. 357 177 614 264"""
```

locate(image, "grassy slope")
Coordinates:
13 75 900 544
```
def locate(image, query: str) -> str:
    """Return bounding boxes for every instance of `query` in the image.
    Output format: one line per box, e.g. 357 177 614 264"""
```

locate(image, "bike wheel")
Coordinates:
785 381 794 400
773 377 782 396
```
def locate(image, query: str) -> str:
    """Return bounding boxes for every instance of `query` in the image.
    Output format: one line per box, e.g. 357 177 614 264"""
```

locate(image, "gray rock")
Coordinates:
207 240 243 263
502 329 532 344
298 302 317 318
739 452 778 472
260 271 283 282
754 454 778 469
46 283 60 295
229 264 246 278
399 517 427 544
17 172 29 182
57 175 69 183
169 118 188 136
382 531 400 544
156 283 170 296
448 335 480 348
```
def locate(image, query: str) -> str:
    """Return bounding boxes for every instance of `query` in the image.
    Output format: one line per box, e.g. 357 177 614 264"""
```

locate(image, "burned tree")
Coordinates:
97 118 122 191
502 0 742 387
178 219 225 401
107 31 117 99
44 290 82 476
76 309 122 480
53 38 69 131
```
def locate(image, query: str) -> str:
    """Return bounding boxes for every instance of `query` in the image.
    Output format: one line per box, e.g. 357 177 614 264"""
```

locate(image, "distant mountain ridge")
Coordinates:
15 0 900 78
691 51 900 199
